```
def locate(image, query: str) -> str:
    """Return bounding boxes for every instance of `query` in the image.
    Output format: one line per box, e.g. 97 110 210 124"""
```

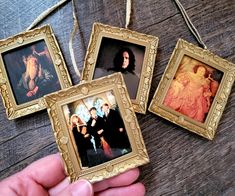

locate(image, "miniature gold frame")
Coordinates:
44 73 149 183
149 39 235 140
0 25 72 120
82 22 158 114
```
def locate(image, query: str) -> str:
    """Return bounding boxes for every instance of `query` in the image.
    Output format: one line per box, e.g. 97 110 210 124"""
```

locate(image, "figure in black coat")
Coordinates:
86 107 113 165
87 107 105 149
70 114 93 167
101 103 131 155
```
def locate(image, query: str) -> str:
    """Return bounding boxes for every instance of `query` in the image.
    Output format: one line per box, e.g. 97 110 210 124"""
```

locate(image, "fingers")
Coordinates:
95 182 145 196
93 168 140 192
49 178 70 196
57 179 93 196
22 153 65 189
50 168 142 195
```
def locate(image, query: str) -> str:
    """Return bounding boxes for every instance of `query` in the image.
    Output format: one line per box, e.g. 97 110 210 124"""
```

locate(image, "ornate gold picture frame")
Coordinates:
82 22 158 114
44 73 149 183
149 39 235 140
0 25 72 120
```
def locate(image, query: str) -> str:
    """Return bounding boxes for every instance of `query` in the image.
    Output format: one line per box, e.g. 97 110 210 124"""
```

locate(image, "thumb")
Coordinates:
58 179 93 196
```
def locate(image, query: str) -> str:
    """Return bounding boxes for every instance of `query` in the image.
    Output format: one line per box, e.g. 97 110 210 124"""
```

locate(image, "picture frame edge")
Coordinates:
44 73 149 183
0 24 72 120
81 22 159 114
148 38 235 140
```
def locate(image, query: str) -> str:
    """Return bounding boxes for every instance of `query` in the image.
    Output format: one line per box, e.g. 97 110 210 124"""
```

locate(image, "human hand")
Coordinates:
82 126 87 135
84 133 90 138
0 154 145 196
91 119 96 127
98 129 104 135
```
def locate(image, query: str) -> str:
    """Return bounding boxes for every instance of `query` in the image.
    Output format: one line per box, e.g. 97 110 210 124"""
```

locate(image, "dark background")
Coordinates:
94 37 145 76
3 40 60 104
0 1 234 195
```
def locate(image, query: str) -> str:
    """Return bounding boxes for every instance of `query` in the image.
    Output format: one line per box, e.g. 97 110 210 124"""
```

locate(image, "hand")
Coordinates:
82 126 87 135
98 129 104 135
91 119 96 127
84 133 90 138
0 154 145 196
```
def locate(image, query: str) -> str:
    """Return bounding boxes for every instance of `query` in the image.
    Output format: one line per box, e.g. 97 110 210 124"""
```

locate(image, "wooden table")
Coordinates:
0 1 234 195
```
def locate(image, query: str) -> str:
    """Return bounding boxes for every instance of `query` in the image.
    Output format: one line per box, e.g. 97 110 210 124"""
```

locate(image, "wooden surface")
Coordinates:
0 0 234 195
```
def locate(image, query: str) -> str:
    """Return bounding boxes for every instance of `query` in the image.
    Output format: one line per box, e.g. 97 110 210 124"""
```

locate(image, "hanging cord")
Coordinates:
125 0 132 28
26 0 131 78
69 0 81 78
174 0 207 49
26 0 82 79
26 0 70 31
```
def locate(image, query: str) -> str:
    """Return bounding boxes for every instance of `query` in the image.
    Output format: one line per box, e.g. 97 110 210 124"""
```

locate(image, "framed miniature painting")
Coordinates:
44 73 149 182
82 22 159 114
0 25 72 120
149 39 235 140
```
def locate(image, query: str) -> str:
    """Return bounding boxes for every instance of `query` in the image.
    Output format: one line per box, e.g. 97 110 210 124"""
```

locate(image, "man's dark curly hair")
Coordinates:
109 47 136 73
89 107 97 113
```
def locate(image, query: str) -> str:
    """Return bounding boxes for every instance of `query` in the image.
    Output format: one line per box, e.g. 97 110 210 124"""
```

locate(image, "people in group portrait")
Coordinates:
101 103 130 151
70 114 92 167
69 103 131 168
163 56 222 123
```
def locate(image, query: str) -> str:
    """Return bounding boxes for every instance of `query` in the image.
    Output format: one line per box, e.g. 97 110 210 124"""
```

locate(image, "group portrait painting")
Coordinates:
63 90 131 168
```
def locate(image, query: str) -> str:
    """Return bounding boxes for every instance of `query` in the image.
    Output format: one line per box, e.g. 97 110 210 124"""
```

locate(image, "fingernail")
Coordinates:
71 179 93 196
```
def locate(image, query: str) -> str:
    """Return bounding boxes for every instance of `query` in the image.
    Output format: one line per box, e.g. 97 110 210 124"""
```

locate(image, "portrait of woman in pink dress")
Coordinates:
164 56 223 123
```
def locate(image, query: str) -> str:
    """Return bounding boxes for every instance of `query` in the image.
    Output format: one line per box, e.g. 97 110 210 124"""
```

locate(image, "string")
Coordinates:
26 0 70 31
26 0 132 78
69 0 81 78
26 0 82 79
125 0 132 28
174 0 207 49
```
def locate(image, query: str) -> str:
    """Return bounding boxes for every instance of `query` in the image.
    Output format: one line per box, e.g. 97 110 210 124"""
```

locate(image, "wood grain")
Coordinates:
0 0 234 195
